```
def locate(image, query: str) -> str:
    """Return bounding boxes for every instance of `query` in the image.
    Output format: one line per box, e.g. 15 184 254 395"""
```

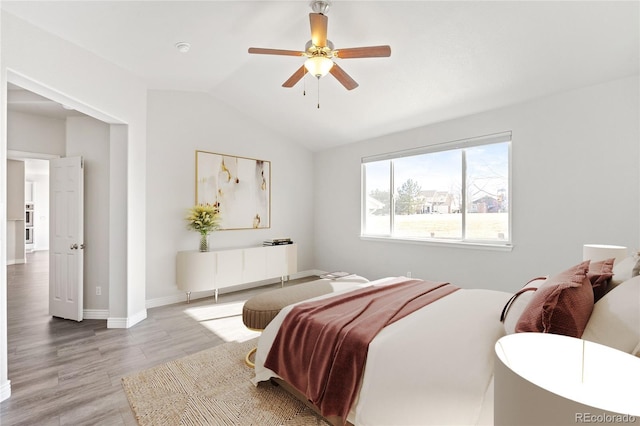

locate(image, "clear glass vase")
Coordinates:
199 233 209 252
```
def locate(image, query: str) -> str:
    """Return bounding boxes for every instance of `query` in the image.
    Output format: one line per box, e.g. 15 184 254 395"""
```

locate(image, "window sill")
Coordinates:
359 235 514 252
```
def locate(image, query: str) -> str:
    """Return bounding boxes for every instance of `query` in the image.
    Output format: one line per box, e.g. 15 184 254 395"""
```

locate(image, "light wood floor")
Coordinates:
1 251 315 425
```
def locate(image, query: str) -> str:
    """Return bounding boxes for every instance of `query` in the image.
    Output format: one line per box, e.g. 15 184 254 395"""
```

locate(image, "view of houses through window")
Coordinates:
362 133 511 245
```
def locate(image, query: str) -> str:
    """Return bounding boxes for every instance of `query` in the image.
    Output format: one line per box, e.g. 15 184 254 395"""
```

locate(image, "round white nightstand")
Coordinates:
494 333 640 426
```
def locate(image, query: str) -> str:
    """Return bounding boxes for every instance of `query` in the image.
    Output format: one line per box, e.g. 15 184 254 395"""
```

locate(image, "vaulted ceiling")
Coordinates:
3 1 638 151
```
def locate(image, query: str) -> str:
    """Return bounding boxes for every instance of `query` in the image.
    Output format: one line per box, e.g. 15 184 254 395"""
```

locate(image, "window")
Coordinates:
361 132 511 246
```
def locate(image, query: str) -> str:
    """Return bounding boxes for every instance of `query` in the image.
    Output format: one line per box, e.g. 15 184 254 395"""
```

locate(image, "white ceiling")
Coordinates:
7 83 86 119
3 1 638 151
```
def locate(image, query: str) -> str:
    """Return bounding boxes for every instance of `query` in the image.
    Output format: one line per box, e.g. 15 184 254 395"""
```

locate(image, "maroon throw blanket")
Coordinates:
264 278 460 422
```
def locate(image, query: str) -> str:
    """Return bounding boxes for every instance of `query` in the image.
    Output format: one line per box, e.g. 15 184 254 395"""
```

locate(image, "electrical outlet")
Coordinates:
96 286 101 296
407 271 412 278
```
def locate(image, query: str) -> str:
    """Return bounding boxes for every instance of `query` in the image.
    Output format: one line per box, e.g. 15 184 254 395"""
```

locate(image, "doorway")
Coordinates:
23 159 50 254
2 68 138 404
6 155 53 257
6 82 111 321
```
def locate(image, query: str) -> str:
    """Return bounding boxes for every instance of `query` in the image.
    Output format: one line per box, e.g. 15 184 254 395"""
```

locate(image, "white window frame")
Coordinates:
360 131 513 251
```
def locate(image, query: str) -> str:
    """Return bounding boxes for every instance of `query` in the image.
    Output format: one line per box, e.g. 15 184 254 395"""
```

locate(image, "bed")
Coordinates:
252 259 640 426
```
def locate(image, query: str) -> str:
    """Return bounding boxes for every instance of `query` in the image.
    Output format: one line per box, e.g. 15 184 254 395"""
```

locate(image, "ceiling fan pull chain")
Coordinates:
317 77 321 109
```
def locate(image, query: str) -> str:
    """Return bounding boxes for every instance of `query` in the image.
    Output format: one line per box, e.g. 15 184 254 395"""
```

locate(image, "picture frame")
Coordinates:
195 150 271 230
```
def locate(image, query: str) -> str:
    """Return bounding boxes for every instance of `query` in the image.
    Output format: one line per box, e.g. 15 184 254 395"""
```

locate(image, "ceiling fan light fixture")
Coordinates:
247 1 390 92
304 56 334 78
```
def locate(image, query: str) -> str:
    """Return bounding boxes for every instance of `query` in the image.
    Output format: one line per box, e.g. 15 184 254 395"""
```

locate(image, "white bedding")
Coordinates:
253 277 510 425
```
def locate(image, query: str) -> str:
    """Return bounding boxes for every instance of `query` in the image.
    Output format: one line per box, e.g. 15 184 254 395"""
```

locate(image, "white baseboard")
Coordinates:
83 309 109 320
107 309 147 329
0 380 11 402
146 292 208 308
106 317 128 328
128 309 147 327
145 270 321 309
6 258 25 266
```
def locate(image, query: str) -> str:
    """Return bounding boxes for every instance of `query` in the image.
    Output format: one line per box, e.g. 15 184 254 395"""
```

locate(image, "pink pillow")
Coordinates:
515 261 594 338
588 258 614 302
500 276 547 334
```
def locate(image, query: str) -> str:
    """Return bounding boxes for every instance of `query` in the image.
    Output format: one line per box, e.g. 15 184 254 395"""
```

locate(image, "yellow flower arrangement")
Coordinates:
186 204 221 235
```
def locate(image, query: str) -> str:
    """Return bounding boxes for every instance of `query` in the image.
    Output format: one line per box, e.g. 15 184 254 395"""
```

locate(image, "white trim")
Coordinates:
6 258 25 265
127 309 147 328
146 292 207 309
106 317 127 329
145 271 323 309
306 269 327 277
0 380 11 402
7 70 126 125
83 309 109 320
7 150 59 161
360 235 514 252
107 309 147 329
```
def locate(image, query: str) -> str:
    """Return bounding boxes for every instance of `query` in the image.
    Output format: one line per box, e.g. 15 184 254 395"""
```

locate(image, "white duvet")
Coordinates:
253 277 511 426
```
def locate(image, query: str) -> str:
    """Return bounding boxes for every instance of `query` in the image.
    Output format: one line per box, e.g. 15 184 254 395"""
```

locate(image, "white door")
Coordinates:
49 156 84 321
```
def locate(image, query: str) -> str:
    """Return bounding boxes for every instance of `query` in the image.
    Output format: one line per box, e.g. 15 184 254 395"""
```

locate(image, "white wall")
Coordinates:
0 6 8 403
66 116 110 312
6 159 24 222
7 111 65 255
25 169 49 251
6 159 23 221
314 75 640 292
145 90 315 305
7 110 65 155
108 124 129 324
6 160 24 265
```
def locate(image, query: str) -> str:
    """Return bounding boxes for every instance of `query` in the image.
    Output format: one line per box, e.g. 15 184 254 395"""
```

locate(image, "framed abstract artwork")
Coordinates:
195 150 271 230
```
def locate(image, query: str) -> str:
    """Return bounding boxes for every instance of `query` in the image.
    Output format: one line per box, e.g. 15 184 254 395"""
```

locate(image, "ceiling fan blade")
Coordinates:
282 65 307 88
329 63 359 91
248 47 304 57
335 45 392 59
309 13 328 47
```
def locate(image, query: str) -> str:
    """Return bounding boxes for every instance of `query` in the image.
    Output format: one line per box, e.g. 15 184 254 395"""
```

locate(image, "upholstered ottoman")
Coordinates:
242 275 369 366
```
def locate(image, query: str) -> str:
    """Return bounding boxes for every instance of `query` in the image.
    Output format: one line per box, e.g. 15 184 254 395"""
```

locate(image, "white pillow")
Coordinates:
502 276 547 334
611 255 640 287
582 275 640 353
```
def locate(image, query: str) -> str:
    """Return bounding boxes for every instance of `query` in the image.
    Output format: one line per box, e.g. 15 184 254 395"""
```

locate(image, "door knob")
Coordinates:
70 243 78 250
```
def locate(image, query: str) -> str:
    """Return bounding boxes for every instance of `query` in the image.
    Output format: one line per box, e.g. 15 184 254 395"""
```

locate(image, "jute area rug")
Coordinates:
122 338 329 425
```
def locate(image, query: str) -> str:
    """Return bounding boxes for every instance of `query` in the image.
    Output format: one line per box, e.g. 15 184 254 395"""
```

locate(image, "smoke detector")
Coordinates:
175 42 191 53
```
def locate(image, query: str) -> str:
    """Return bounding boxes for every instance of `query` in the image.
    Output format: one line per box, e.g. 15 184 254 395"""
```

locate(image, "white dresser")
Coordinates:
176 243 297 302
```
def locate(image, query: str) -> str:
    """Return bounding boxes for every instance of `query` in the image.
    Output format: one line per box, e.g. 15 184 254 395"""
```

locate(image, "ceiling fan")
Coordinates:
248 0 391 91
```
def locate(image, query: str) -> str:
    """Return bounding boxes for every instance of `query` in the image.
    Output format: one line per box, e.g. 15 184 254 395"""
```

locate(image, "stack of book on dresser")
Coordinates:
263 238 294 246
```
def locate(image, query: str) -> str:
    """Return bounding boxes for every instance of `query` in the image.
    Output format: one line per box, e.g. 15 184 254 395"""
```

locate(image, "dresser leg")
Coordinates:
214 288 219 303
186 291 191 304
